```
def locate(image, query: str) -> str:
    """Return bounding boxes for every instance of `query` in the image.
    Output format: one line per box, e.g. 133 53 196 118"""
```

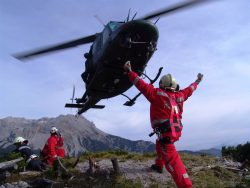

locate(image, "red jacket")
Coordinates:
128 71 198 128
42 135 58 165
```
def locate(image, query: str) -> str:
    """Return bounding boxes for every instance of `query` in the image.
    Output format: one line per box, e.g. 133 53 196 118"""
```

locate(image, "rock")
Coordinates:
0 181 29 188
221 158 242 169
19 171 42 177
191 165 217 174
0 158 23 172
76 159 172 187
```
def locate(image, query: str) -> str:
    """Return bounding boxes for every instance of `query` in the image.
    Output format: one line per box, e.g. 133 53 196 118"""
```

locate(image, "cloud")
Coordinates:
85 99 152 140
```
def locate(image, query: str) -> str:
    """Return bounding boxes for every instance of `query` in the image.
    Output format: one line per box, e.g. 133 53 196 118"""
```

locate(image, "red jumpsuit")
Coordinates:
156 83 196 169
128 71 198 188
42 134 58 166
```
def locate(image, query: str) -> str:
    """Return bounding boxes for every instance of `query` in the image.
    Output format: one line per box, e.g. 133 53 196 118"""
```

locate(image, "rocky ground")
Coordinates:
75 157 250 188
1 154 250 188
76 159 172 187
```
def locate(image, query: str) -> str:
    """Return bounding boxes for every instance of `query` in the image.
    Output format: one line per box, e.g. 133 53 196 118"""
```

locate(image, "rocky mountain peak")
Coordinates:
0 115 154 156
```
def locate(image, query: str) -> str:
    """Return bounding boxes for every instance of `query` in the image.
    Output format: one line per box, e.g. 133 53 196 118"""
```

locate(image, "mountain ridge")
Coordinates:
0 115 222 157
0 114 155 156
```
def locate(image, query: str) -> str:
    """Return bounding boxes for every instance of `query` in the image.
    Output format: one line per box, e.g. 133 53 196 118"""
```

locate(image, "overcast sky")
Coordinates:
1 0 250 151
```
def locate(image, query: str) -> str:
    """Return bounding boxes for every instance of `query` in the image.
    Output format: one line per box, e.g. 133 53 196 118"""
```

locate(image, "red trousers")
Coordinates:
155 139 192 188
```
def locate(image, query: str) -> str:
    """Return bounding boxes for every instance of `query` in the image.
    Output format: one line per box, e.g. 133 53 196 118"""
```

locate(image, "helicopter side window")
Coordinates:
108 21 122 31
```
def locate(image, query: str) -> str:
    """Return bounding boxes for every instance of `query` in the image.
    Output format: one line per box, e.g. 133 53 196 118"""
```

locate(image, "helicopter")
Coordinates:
14 0 209 115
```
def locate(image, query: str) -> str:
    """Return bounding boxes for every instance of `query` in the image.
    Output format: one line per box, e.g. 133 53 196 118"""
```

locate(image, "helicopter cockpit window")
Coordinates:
92 22 122 54
92 35 102 54
107 21 123 32
102 26 110 45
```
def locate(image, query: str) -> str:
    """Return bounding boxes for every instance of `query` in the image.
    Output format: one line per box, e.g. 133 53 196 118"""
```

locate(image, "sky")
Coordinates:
0 0 250 151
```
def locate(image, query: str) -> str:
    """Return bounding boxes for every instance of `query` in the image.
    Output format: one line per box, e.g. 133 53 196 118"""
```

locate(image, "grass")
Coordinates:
67 175 143 188
79 150 156 161
181 152 218 167
180 153 246 188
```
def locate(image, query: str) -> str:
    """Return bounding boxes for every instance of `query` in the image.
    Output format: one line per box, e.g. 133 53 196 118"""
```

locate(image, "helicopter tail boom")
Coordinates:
65 103 105 109
65 96 104 115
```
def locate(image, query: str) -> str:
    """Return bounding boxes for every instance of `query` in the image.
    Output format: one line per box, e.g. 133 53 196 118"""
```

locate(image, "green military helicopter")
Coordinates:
14 0 208 115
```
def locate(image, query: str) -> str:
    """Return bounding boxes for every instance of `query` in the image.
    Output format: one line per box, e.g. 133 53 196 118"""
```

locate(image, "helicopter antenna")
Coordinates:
70 85 75 104
131 12 137 20
154 17 160 25
126 9 131 22
94 15 105 27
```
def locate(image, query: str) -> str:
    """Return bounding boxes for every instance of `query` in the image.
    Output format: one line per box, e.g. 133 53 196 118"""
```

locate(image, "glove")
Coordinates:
195 73 203 84
123 61 132 73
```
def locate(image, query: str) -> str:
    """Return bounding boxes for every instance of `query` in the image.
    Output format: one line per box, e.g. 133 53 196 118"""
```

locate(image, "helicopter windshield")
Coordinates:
107 21 123 32
92 22 123 55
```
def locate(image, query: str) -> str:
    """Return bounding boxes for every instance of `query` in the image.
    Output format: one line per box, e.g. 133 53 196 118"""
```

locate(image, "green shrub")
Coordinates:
222 142 250 164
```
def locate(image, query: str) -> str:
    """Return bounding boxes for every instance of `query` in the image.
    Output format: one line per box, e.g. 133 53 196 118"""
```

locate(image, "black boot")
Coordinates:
151 164 163 173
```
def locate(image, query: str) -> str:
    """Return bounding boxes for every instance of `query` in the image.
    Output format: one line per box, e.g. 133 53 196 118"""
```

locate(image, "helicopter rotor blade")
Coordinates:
13 34 97 60
139 0 210 20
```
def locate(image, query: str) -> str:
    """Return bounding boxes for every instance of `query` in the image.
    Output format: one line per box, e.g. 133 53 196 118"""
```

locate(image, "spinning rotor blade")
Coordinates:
139 0 210 20
14 34 97 60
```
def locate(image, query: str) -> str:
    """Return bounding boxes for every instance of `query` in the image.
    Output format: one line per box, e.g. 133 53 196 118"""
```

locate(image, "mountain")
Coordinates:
197 148 221 157
180 148 221 157
0 115 155 156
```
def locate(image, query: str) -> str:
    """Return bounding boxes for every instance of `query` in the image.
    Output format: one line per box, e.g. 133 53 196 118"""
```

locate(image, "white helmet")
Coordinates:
14 136 27 144
50 126 58 134
159 74 177 91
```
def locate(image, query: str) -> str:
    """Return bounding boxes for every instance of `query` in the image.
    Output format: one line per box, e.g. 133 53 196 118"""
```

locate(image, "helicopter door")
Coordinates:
92 25 111 64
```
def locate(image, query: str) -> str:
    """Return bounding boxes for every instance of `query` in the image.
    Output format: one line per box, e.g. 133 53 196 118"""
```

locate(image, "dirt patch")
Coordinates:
76 159 173 187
